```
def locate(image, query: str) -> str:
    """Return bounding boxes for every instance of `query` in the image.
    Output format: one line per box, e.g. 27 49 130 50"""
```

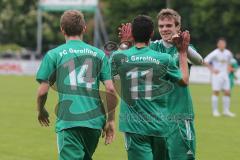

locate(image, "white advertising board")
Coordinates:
0 61 239 85
190 66 240 85
39 0 98 11
0 60 40 75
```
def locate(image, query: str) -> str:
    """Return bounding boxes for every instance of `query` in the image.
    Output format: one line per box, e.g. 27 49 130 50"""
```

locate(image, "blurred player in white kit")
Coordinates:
204 38 235 117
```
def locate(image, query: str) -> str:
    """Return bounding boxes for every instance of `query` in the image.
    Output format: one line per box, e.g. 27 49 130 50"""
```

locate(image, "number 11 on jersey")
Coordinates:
127 68 153 100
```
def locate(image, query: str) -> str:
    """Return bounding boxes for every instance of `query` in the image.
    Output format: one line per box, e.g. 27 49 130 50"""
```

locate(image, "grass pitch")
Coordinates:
0 76 239 160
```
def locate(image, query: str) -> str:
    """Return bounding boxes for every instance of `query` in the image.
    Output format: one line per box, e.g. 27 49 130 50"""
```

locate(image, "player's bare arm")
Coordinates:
177 31 190 86
102 80 117 145
37 82 50 127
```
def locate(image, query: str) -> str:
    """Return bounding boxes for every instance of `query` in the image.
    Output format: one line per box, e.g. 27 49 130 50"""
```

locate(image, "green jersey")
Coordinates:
150 40 195 119
229 58 238 89
36 40 111 132
110 46 182 136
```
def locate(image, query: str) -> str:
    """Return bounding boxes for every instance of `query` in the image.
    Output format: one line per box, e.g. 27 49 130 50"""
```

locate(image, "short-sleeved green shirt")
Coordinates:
36 40 111 132
229 58 238 89
110 46 182 137
150 40 195 119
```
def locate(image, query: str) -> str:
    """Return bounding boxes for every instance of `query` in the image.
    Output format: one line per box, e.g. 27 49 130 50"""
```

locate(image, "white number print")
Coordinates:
126 68 153 100
64 59 95 90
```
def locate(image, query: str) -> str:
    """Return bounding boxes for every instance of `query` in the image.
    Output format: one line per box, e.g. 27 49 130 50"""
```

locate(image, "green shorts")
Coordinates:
57 127 101 160
167 119 196 160
124 132 168 160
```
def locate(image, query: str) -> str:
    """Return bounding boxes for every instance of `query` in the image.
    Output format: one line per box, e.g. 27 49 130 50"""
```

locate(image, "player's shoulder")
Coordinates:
213 48 219 53
149 48 168 56
148 48 172 63
150 39 163 47
224 49 232 55
81 42 106 58
110 49 129 63
112 46 135 56
112 49 126 55
151 39 162 44
231 58 237 64
44 43 66 60
110 50 125 60
209 48 219 55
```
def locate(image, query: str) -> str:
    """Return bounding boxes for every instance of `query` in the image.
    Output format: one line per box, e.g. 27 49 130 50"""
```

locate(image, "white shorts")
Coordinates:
211 73 230 91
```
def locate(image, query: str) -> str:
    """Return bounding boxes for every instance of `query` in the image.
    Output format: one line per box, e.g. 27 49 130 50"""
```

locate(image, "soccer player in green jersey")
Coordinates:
152 9 201 160
36 10 117 160
229 58 238 90
111 15 190 160
119 9 203 160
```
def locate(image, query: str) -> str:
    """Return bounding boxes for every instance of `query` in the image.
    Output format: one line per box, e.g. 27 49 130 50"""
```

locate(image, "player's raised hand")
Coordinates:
181 31 190 51
102 120 115 145
118 23 133 42
38 108 50 127
172 30 190 54
171 32 181 45
178 30 190 53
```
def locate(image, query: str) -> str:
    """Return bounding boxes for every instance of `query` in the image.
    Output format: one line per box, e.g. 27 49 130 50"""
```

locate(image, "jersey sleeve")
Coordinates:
149 40 162 52
187 44 203 65
166 55 182 82
36 53 56 85
231 58 238 69
100 55 111 82
204 50 216 63
149 41 157 50
228 51 233 63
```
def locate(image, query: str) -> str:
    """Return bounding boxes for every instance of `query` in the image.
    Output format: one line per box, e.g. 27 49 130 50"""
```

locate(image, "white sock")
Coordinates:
212 95 218 113
223 96 230 113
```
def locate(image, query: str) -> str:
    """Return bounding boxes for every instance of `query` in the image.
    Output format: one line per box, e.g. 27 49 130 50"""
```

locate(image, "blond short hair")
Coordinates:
60 10 85 36
157 8 181 27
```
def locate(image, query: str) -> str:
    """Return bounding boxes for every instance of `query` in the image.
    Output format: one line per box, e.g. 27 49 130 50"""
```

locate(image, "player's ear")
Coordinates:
150 31 154 39
60 27 65 35
176 25 181 33
82 25 87 34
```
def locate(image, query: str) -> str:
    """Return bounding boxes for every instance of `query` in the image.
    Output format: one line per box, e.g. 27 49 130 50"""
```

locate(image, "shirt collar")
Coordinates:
161 39 173 48
66 39 83 44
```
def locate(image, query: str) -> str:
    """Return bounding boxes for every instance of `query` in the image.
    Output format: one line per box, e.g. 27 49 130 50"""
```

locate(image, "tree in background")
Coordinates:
0 0 38 49
102 0 240 57
0 0 94 54
102 0 165 42
1 0 240 56
190 0 240 56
